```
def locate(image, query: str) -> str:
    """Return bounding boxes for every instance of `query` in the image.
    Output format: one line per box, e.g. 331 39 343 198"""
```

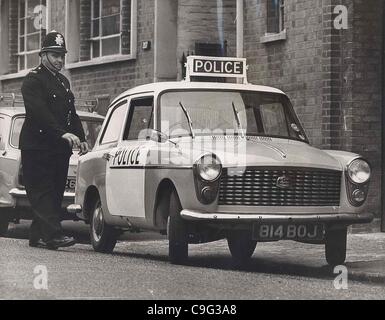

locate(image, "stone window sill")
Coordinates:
65 54 136 70
260 29 287 44
0 69 30 81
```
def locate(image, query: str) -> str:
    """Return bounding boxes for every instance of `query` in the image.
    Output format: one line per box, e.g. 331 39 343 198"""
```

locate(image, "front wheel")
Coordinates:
167 190 188 264
325 228 347 266
227 231 257 264
90 197 118 253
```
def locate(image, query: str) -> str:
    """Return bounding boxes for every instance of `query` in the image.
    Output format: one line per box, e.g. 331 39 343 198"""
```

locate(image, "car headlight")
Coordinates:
347 158 371 184
196 154 222 181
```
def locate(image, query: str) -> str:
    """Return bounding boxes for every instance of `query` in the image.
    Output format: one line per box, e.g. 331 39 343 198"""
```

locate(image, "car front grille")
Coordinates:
218 167 341 206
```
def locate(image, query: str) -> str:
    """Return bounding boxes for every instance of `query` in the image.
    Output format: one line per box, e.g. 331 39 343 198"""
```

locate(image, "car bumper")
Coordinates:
180 209 374 225
9 188 75 206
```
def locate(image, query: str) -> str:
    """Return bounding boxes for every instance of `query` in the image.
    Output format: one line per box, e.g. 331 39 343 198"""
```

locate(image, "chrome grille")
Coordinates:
219 167 341 206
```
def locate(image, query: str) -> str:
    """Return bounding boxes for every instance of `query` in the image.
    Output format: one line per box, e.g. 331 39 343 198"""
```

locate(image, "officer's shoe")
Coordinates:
29 238 47 248
46 236 76 249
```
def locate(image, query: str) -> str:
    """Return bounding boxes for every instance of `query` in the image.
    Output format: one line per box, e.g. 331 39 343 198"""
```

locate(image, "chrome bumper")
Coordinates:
9 188 75 201
180 210 374 224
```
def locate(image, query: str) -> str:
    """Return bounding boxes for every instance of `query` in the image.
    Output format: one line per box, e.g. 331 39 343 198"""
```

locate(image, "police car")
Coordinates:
68 56 373 266
0 93 104 235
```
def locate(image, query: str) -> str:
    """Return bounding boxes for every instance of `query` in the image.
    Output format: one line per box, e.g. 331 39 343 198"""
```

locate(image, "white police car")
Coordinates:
68 56 373 266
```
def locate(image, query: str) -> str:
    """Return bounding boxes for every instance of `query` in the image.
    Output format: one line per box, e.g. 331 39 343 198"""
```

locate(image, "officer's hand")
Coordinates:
78 142 89 156
61 133 81 149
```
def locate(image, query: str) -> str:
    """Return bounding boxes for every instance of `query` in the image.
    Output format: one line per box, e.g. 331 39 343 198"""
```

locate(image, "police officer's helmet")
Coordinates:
39 30 67 56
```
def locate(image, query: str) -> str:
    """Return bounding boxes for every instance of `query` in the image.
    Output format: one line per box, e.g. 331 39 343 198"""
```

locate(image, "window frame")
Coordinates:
17 0 49 72
90 0 122 59
65 0 137 69
123 96 155 141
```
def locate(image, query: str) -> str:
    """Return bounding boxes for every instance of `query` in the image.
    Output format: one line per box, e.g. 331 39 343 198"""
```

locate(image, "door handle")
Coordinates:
102 152 112 161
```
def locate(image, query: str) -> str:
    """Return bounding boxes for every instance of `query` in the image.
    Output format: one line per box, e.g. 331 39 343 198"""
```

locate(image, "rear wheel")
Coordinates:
90 196 117 253
167 190 188 264
325 228 347 266
227 231 257 265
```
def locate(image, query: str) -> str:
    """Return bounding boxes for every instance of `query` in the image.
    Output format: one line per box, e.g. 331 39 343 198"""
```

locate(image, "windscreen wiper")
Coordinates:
178 101 195 139
232 102 245 138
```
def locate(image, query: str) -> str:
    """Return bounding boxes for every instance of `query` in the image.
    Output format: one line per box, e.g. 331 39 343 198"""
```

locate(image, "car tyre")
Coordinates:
90 197 117 253
167 190 188 264
227 231 257 265
325 227 347 266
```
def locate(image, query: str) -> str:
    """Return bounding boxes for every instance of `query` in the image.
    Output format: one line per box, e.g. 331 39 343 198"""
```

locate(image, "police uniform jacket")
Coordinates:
20 64 85 154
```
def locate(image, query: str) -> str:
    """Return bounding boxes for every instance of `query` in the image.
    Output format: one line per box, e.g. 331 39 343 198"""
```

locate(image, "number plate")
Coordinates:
65 178 76 192
253 223 324 241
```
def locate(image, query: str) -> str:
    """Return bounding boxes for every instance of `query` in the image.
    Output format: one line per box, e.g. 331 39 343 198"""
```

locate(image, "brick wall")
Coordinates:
176 0 236 80
350 0 383 221
244 0 325 147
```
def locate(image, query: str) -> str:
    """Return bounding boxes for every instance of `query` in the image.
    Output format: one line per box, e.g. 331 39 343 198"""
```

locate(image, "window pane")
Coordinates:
101 14 120 36
26 33 39 51
19 56 25 70
101 101 127 144
124 99 154 140
27 0 40 17
26 53 39 68
92 0 100 18
19 36 25 52
19 0 25 18
11 118 25 148
27 16 38 33
102 0 120 16
19 18 25 36
81 120 103 149
101 37 120 56
92 19 99 37
92 40 100 58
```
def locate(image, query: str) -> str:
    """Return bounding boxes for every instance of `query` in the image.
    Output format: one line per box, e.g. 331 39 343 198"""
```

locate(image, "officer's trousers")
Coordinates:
21 150 71 242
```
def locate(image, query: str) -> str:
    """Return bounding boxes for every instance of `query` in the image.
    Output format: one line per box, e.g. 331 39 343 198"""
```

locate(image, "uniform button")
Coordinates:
39 130 42 133
69 99 71 103
53 94 56 98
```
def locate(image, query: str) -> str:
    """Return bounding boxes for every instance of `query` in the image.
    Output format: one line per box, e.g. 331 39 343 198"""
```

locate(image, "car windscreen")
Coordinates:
160 90 308 142
10 117 103 149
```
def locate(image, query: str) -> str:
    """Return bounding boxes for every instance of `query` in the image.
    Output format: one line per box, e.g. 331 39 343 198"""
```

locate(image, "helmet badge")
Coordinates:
55 34 64 46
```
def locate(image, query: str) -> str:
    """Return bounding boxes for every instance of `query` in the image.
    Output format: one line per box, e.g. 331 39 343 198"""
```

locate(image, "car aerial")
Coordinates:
68 56 373 266
0 93 104 236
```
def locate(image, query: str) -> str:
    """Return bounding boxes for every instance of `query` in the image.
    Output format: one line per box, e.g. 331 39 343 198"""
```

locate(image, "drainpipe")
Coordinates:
381 3 385 232
236 0 243 58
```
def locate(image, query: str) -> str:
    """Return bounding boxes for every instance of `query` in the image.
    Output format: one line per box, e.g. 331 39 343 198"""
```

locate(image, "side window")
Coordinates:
259 103 288 136
123 97 154 140
100 100 127 145
0 117 6 149
10 117 25 148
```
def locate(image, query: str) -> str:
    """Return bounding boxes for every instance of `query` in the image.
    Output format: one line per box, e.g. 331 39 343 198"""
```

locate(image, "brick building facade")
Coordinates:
0 0 383 231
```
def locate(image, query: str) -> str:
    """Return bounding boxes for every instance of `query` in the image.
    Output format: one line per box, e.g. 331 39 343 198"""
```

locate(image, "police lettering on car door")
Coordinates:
110 147 143 168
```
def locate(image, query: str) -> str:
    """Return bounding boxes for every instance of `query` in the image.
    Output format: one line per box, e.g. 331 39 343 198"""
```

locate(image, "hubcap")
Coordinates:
92 204 104 242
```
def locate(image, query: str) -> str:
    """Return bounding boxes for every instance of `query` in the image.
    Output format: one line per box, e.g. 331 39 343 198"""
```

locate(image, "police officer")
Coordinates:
20 30 88 249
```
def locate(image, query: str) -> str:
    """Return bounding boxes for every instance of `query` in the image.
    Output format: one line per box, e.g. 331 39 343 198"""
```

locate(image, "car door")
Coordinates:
105 95 154 218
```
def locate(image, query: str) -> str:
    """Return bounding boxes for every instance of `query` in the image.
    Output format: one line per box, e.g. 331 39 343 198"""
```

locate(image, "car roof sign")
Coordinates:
185 55 248 84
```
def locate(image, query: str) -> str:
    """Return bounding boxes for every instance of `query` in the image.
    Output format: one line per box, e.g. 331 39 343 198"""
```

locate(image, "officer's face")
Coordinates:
42 52 65 72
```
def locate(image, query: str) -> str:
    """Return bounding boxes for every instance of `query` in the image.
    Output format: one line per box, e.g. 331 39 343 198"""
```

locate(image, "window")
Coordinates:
65 0 136 66
100 100 127 145
91 0 121 58
267 0 284 34
123 97 154 140
10 117 25 148
18 0 47 71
